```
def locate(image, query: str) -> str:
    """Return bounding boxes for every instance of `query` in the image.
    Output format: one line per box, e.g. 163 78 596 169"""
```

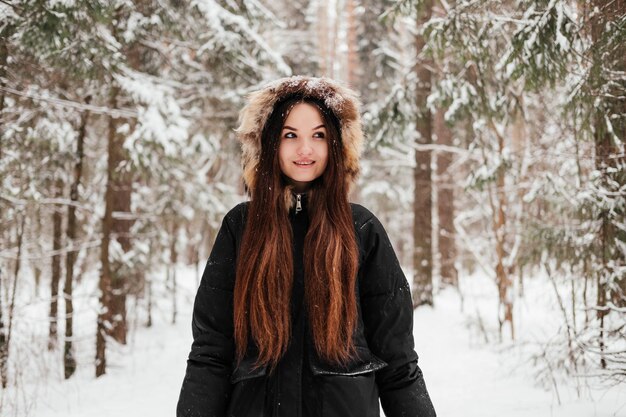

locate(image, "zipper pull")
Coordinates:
295 194 302 214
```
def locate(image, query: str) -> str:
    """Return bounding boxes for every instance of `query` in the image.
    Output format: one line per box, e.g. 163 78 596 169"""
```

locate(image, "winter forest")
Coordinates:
0 0 625 416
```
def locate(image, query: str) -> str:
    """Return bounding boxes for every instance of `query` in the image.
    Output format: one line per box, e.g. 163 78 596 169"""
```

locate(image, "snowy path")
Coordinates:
21 269 626 417
417 287 625 417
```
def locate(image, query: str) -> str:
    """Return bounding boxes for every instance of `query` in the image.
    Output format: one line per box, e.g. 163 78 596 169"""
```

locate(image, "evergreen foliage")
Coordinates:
388 0 626 385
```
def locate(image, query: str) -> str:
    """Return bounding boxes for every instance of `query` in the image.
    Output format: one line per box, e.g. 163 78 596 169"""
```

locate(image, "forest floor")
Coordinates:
4 266 625 417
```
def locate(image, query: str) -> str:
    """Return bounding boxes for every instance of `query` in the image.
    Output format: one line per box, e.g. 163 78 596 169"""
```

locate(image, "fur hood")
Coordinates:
234 75 365 210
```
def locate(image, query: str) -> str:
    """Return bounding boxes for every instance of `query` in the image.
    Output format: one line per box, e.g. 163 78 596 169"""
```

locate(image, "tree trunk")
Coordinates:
317 0 330 76
592 0 626 307
412 0 434 307
48 179 64 351
510 103 526 298
0 29 6 300
146 278 153 328
329 0 341 79
435 108 458 288
0 266 4 388
589 0 626 367
170 221 178 325
109 130 132 345
1 214 25 388
0 35 7 146
185 222 200 286
0 265 3 387
33 208 43 297
489 121 513 340
106 12 135 348
64 97 89 379
345 0 359 89
96 86 119 377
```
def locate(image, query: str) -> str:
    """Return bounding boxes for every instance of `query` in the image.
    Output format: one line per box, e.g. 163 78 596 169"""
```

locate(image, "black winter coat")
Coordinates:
176 193 436 417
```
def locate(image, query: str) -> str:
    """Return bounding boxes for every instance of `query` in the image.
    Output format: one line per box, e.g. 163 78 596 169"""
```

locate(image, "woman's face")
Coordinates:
278 102 329 192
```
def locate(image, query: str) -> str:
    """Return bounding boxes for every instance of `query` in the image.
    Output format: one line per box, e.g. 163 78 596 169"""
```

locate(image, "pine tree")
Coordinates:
0 0 293 384
389 0 626 384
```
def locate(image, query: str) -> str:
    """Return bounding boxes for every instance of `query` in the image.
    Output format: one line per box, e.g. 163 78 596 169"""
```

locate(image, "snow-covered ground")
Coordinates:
4 266 625 417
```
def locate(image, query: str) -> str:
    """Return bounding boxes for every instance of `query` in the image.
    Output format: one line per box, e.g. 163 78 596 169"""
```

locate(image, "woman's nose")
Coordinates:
297 138 313 155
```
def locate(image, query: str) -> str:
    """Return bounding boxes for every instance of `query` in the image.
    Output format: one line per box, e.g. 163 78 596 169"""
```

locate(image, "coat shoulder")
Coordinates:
349 202 382 232
223 201 250 229
349 202 375 225
349 203 388 256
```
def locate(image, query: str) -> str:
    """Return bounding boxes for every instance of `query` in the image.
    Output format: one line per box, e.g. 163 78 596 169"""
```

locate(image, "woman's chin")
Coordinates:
285 176 318 191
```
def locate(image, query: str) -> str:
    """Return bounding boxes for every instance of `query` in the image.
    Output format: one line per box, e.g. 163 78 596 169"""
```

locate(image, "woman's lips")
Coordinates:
294 161 315 167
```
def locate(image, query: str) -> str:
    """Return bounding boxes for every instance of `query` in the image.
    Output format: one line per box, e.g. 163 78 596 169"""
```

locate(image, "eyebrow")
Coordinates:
282 124 326 131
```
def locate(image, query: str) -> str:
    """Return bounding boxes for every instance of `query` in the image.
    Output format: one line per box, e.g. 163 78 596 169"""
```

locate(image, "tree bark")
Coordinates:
48 179 64 351
1 214 25 388
64 96 89 379
170 221 178 325
345 0 359 89
412 0 434 307
0 33 7 315
32 209 43 296
489 121 513 341
104 38 143 348
329 0 341 79
0 263 4 388
317 0 330 76
146 278 153 328
592 0 626 307
0 35 7 148
510 102 526 298
589 0 626 367
435 108 458 288
108 128 132 345
494 170 512 340
96 86 119 377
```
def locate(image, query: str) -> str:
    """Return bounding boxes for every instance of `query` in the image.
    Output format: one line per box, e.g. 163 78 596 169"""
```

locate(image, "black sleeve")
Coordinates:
176 212 238 417
358 214 436 417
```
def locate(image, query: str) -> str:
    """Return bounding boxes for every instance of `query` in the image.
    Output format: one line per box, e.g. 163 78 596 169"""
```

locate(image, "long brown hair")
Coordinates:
233 95 360 371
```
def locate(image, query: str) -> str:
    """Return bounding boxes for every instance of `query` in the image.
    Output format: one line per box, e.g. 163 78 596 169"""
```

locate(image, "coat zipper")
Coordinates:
295 193 302 214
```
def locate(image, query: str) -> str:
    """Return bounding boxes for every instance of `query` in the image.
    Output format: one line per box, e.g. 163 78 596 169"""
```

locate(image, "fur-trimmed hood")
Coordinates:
234 76 365 209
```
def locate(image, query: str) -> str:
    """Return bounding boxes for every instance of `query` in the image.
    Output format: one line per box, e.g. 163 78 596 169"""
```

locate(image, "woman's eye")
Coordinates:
284 132 296 138
314 132 325 139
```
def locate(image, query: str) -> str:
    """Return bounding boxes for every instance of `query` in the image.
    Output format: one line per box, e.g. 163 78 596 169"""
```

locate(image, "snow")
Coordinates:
5 266 621 417
0 2 18 21
192 0 291 76
554 2 570 52
47 0 77 7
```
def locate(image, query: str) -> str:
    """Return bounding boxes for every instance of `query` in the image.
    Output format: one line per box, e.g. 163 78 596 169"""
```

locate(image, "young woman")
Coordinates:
176 76 436 417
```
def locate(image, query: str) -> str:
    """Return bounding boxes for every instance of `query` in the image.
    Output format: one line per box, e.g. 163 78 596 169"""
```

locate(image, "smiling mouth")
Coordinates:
294 161 315 166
